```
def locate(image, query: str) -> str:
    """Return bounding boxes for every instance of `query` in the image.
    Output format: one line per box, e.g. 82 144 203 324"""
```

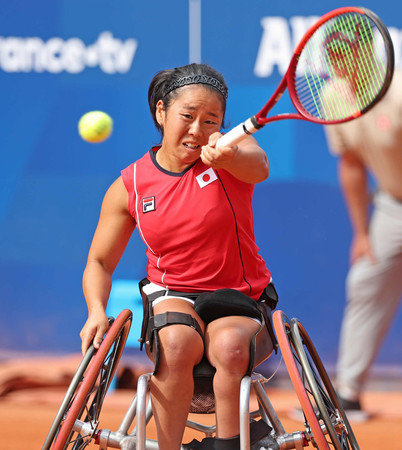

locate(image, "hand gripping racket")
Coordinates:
217 6 394 148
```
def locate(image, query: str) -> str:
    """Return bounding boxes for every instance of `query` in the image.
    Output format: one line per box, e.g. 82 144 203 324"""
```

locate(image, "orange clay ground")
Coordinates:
0 353 401 450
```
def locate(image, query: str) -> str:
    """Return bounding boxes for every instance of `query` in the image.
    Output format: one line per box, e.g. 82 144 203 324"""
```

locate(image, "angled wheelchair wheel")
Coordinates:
273 310 328 449
273 310 359 450
42 346 96 450
42 309 132 450
289 317 359 450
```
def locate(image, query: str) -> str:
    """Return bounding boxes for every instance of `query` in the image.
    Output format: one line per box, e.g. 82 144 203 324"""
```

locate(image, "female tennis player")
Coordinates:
79 63 278 450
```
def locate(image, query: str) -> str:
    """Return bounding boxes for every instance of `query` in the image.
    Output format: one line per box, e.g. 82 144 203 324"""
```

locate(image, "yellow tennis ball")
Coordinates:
78 111 113 143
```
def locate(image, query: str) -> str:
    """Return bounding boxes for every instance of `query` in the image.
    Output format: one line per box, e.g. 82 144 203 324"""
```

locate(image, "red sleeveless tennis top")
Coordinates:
121 147 271 300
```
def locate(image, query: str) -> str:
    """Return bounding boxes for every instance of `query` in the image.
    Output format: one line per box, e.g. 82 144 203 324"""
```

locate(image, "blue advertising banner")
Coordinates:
0 0 401 367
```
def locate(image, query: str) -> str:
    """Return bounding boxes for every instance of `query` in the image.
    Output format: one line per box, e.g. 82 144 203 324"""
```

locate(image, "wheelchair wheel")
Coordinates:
273 310 328 449
289 317 359 450
42 346 96 449
273 310 359 450
43 309 132 450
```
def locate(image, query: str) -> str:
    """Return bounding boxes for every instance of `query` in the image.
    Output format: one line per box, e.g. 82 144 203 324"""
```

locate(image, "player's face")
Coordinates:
157 85 224 171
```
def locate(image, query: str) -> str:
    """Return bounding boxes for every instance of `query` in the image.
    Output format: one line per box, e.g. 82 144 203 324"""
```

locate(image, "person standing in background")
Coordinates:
324 69 402 421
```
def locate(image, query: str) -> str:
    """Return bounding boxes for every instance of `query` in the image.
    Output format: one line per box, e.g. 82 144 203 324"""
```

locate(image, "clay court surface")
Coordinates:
0 353 401 450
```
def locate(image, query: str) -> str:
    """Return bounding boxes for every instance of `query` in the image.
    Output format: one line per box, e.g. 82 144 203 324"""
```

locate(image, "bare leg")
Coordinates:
205 316 260 439
150 299 205 450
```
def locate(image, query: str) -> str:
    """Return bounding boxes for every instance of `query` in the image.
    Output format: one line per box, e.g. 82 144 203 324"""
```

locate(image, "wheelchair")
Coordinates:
42 308 360 449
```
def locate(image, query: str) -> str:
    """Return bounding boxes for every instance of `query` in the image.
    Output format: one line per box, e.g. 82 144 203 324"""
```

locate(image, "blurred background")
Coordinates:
0 0 401 376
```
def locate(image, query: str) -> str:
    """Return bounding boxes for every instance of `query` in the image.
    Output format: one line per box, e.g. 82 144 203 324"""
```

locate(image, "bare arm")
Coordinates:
80 176 136 354
200 134 269 183
338 152 375 264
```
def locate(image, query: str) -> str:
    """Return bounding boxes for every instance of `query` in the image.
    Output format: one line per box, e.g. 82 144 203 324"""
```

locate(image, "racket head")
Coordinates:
286 6 394 124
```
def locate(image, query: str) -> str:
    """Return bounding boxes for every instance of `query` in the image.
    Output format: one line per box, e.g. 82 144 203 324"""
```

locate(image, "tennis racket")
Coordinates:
217 6 394 148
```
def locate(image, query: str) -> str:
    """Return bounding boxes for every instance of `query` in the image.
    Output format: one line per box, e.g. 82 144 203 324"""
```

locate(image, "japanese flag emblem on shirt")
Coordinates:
196 167 217 188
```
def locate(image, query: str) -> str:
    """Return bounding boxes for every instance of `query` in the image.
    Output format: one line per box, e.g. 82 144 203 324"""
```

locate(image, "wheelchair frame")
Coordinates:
42 309 360 450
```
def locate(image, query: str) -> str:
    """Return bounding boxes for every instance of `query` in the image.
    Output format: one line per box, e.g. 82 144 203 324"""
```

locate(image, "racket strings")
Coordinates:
293 11 390 122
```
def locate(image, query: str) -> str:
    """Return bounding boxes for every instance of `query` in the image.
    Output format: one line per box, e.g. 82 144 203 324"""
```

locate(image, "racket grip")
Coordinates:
216 116 262 149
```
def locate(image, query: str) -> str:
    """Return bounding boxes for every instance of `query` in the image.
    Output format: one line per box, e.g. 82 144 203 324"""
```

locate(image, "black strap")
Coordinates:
258 282 279 310
150 311 202 333
256 300 279 355
138 277 151 351
148 311 204 352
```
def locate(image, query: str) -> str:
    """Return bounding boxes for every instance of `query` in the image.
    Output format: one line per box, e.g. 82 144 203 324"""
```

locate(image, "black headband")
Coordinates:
163 74 228 99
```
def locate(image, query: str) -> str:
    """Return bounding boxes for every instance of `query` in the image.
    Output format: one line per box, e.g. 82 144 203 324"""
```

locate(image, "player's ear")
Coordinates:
156 100 165 127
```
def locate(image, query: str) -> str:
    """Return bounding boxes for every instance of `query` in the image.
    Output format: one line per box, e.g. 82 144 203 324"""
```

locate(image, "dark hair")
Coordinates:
148 63 228 136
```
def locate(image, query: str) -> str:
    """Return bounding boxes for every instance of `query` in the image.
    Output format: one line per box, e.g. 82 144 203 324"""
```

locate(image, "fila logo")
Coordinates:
142 196 156 213
196 167 217 188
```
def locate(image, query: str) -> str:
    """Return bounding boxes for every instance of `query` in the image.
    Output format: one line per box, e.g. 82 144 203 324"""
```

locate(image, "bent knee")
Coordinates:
208 328 251 372
158 324 203 369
